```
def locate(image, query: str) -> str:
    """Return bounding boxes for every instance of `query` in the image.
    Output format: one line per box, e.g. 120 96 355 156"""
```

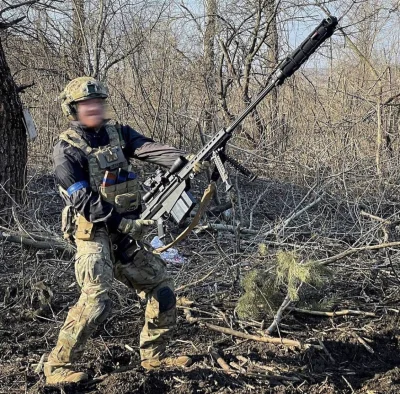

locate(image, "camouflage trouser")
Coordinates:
47 227 176 367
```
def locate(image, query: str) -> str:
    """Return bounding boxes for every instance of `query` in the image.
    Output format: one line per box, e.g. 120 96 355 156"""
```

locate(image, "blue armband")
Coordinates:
67 181 89 196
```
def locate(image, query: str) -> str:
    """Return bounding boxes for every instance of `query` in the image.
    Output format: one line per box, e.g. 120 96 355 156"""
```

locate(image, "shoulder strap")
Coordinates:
154 182 216 254
59 129 92 155
105 124 126 149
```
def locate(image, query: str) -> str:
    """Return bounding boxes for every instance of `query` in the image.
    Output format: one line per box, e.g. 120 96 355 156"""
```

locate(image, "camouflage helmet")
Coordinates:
60 76 108 119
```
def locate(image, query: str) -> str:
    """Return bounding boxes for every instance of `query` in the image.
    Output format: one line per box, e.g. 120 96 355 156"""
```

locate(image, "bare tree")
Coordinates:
0 2 30 210
216 0 281 150
72 0 86 75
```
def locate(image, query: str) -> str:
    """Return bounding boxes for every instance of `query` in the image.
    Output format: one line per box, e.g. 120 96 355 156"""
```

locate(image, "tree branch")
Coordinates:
0 1 37 17
0 16 25 29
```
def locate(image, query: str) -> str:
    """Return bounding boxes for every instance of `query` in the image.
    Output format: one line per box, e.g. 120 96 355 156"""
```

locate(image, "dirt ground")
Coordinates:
1 174 400 394
1 275 399 394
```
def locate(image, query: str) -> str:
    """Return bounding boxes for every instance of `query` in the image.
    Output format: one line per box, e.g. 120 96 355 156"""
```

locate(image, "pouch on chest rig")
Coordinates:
99 179 141 213
94 145 126 170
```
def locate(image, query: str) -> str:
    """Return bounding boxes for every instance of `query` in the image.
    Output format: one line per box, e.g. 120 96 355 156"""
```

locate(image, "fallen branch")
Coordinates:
0 225 63 243
288 307 376 318
200 320 317 349
196 193 323 238
360 211 391 224
316 241 400 266
0 231 74 253
195 223 259 235
84 365 139 385
185 309 315 349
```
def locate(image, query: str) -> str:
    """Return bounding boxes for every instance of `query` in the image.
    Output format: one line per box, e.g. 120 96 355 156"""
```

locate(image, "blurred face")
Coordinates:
76 98 105 128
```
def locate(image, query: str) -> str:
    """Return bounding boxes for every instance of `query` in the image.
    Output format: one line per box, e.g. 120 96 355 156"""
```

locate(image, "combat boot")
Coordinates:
44 363 88 386
141 355 192 370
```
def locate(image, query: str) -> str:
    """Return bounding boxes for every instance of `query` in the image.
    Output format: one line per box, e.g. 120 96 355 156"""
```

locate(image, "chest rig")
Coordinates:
59 124 141 214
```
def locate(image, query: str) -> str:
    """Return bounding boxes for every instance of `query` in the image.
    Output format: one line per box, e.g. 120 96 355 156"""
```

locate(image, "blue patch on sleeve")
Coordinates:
67 181 89 196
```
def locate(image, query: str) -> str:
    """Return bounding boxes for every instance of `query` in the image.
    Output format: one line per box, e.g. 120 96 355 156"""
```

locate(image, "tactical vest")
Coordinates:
59 124 141 214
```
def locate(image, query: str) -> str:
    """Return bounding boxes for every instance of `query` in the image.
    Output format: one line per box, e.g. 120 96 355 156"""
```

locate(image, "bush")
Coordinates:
236 250 331 320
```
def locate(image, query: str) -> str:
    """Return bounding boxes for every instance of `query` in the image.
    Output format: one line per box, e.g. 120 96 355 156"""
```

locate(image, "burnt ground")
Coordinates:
1 173 400 394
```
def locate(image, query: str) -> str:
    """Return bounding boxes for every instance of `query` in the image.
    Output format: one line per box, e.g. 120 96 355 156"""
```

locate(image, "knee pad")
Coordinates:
156 287 176 313
90 298 112 325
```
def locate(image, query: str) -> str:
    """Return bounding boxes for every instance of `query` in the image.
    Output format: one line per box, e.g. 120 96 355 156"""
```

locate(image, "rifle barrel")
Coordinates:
226 16 337 135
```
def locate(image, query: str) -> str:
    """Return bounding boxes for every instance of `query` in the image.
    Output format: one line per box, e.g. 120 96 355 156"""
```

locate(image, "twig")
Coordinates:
342 375 355 393
352 332 374 354
317 339 335 363
234 173 244 224
17 81 35 93
209 347 232 373
386 250 400 284
124 344 135 352
360 211 391 224
176 269 216 292
236 355 249 366
32 353 46 374
264 193 325 237
360 210 390 242
230 361 246 373
265 293 292 335
249 186 270 230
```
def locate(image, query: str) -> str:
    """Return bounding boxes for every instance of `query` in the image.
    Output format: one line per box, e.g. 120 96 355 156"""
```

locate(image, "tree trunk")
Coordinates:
72 0 86 75
203 0 217 134
265 0 279 154
0 37 27 210
203 0 223 207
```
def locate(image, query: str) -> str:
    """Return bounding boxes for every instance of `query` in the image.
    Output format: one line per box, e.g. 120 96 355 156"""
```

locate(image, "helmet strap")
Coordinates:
70 103 77 117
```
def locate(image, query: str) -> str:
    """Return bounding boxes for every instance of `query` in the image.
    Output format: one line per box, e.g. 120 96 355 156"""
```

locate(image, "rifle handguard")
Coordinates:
277 16 337 82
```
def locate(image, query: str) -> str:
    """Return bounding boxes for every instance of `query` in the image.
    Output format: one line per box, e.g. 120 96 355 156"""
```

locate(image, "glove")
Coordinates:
186 154 210 174
118 218 155 239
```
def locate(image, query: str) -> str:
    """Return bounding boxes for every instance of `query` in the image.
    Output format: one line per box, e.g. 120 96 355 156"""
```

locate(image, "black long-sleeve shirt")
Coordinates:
53 121 185 231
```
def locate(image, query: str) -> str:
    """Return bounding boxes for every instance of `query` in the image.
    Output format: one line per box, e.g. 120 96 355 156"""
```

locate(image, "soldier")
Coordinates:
44 77 205 385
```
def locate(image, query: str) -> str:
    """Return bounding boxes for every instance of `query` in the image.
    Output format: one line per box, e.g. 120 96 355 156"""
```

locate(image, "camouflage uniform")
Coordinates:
45 77 186 380
47 228 176 367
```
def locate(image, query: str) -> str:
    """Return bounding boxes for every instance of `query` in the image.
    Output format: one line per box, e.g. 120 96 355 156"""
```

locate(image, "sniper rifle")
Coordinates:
140 16 338 238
